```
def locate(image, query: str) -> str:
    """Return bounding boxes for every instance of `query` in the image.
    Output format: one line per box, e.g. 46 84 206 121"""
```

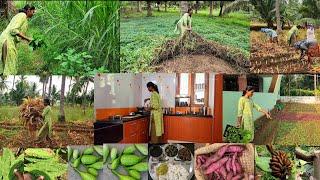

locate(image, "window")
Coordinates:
247 75 263 92
223 75 239 91
223 75 263 92
176 73 209 107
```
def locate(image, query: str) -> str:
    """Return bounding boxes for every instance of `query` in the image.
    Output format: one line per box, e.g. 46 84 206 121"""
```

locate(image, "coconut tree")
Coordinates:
147 1 152 16
59 75 66 122
209 1 213 17
137 1 141 12
251 0 276 27
275 0 281 32
218 1 225 16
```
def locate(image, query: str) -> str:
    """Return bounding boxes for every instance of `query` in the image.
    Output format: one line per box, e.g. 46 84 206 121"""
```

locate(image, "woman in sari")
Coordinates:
36 98 53 143
0 4 35 76
144 82 164 143
237 86 271 142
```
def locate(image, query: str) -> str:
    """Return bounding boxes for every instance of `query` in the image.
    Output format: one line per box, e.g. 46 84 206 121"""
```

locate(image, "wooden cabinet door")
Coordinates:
123 120 139 143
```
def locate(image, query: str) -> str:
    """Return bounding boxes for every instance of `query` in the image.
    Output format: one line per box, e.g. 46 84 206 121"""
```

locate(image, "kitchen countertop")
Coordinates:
164 114 213 118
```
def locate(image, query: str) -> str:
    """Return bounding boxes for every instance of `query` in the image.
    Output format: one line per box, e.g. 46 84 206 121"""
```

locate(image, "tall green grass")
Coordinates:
12 1 120 74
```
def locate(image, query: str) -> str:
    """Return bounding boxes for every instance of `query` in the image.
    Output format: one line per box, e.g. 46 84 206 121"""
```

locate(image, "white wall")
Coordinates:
94 73 142 109
141 73 176 108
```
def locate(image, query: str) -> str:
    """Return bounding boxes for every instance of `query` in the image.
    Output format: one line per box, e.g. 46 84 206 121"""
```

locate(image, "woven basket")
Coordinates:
194 143 254 180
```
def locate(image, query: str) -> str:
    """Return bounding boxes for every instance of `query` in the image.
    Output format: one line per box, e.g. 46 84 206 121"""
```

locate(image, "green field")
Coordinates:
120 9 250 72
0 106 94 123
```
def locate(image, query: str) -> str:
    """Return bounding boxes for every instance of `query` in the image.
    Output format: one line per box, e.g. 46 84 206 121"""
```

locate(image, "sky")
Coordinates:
1 76 94 95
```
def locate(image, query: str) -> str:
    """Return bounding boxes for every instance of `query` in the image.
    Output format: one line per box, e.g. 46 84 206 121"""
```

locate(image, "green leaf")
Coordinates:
256 156 272 172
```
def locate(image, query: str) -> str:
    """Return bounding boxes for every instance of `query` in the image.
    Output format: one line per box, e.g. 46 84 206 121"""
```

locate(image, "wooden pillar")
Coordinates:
268 75 279 93
238 75 247 91
213 74 223 143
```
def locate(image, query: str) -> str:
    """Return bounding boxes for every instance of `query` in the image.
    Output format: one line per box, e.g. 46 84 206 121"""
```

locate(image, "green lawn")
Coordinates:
0 106 94 123
120 9 250 72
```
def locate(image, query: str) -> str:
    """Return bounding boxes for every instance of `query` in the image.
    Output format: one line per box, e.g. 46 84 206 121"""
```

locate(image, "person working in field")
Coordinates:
36 98 53 143
260 28 278 44
294 25 318 60
174 8 193 37
144 82 164 143
0 4 35 76
237 86 271 142
287 25 299 46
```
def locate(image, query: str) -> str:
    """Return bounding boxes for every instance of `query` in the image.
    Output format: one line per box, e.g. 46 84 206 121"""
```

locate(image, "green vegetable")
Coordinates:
111 170 136 180
123 145 136 154
128 162 148 172
135 144 148 156
88 168 98 176
88 161 104 170
110 147 117 161
8 160 24 180
120 154 144 166
81 155 99 165
28 170 51 180
24 148 55 159
103 144 109 163
67 146 73 161
75 169 96 180
83 147 94 155
128 169 141 180
72 158 81 168
94 146 103 156
73 149 80 160
111 156 121 170
256 156 272 172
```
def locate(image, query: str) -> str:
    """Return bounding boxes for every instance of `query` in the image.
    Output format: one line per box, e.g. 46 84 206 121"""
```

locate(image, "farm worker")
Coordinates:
237 86 271 142
174 8 193 37
36 98 53 143
307 24 317 42
294 39 317 60
287 25 299 46
0 4 35 76
144 82 164 143
260 28 278 44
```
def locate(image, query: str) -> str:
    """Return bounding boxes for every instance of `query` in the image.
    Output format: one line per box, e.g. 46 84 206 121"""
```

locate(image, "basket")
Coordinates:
194 143 254 180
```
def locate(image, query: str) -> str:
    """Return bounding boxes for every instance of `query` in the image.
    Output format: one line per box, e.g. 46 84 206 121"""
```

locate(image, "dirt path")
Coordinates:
153 54 239 73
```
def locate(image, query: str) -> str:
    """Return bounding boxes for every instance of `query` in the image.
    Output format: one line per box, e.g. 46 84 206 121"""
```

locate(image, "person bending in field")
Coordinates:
36 98 53 143
260 28 278 44
174 8 193 37
294 39 317 60
287 25 299 46
0 4 35 76
237 86 271 142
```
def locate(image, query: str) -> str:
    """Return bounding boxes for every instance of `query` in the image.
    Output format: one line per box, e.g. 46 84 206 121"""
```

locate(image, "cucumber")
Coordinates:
103 144 109 163
110 147 117 162
120 154 144 166
72 158 81 168
67 146 73 161
128 169 141 180
81 155 99 165
93 146 103 156
135 144 148 156
75 169 96 180
111 170 136 180
83 147 94 155
73 149 79 160
88 168 98 176
128 162 148 172
123 145 136 154
88 161 104 170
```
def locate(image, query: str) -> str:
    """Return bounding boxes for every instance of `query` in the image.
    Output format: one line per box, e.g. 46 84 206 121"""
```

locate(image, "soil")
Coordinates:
153 54 238 73
152 31 250 73
273 112 320 121
250 31 320 74
0 122 93 148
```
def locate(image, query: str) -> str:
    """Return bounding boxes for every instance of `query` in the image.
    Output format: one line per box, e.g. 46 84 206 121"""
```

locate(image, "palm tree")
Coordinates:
275 0 281 32
209 1 213 17
147 1 152 16
137 1 141 12
251 0 276 27
59 75 66 122
219 1 225 17
47 76 52 99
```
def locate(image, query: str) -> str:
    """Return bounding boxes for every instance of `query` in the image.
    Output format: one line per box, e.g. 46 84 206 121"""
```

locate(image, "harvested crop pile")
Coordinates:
20 97 44 127
250 31 320 74
153 31 250 73
195 144 254 180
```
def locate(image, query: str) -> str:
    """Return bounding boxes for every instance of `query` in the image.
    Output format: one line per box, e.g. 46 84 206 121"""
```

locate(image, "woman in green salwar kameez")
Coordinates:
145 82 164 144
174 8 193 37
0 5 35 76
237 86 271 142
37 99 53 143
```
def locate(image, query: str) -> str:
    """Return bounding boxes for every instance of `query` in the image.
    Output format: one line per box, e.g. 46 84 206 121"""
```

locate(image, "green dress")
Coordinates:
37 106 53 139
287 25 298 45
0 12 28 75
174 13 191 36
237 96 262 141
150 91 164 137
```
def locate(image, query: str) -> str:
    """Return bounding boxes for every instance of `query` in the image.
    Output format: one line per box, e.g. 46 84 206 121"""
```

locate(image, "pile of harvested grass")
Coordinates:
20 97 44 128
153 31 250 73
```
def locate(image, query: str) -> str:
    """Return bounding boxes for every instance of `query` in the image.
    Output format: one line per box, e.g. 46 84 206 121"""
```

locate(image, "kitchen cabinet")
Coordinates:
164 116 213 143
122 117 149 143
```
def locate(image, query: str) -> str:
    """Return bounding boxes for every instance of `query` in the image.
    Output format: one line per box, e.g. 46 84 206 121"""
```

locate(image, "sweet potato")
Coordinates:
232 174 244 180
218 166 227 179
205 156 229 174
202 145 229 168
235 160 242 174
226 172 234 180
226 158 232 172
226 145 245 153
232 152 237 175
